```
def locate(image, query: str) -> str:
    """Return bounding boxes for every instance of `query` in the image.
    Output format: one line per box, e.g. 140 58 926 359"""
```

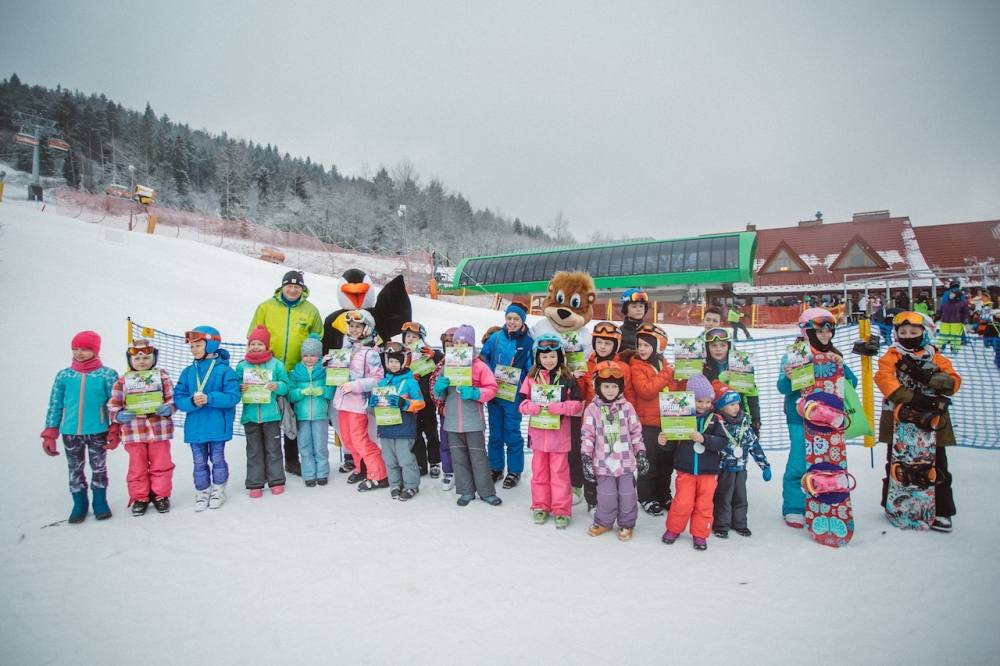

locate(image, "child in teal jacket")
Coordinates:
237 326 290 496
288 334 334 486
41 331 120 523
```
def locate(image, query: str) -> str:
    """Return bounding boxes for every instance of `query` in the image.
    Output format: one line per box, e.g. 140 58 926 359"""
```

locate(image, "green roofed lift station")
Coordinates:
450 232 758 303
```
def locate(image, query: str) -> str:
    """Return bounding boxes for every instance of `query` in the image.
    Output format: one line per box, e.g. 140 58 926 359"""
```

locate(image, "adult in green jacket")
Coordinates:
248 270 323 475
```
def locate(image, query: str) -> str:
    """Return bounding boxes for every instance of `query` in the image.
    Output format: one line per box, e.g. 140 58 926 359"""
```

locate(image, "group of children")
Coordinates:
43 291 961 544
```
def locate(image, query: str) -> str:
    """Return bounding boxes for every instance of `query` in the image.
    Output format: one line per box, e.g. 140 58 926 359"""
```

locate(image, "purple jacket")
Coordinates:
939 297 970 324
580 394 645 477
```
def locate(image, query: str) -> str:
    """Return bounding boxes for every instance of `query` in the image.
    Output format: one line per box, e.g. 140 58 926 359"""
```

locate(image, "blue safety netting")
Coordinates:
132 320 999 451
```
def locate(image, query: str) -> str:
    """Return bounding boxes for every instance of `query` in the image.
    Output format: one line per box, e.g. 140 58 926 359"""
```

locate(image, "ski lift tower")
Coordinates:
13 110 70 201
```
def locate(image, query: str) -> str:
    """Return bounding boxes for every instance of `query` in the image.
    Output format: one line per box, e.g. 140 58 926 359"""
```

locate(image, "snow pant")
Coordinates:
412 405 441 475
782 421 807 516
568 418 598 506
297 419 331 482
713 469 749 533
448 431 496 497
190 441 228 491
731 321 751 340
637 425 674 507
936 322 964 352
284 434 299 470
339 411 387 481
245 420 286 489
487 399 525 475
666 472 719 539
530 451 572 516
382 438 420 490
439 426 453 474
881 443 956 517
63 434 108 493
594 473 638 529
125 440 174 502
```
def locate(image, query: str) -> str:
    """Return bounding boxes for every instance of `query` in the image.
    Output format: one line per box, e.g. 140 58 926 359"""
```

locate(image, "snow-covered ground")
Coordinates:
0 197 997 665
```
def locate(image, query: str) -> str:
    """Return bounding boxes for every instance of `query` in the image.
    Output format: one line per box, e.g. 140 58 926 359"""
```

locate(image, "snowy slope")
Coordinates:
0 199 997 665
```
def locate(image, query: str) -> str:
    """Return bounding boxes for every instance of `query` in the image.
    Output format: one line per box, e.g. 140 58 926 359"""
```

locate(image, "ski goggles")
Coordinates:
624 290 648 303
535 337 562 351
802 315 837 330
127 345 156 356
892 311 927 328
703 328 732 343
184 331 221 344
381 342 409 355
593 362 624 379
592 321 621 338
401 321 426 336
344 311 368 323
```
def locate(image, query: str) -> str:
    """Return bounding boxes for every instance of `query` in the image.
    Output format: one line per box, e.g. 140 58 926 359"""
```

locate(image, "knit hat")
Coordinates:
71 331 101 355
300 333 323 358
686 374 714 401
453 324 476 347
505 301 528 324
248 324 271 348
282 270 305 287
712 380 741 409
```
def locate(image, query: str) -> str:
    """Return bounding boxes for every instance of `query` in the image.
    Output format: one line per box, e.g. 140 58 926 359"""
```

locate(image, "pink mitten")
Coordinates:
41 427 60 457
520 401 542 416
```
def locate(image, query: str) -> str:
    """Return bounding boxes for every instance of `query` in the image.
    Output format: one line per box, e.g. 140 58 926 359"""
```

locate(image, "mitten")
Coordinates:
521 400 542 415
104 424 121 450
115 410 137 424
762 467 772 482
458 386 481 401
309 387 324 396
752 422 761 436
546 401 569 416
387 394 400 408
582 454 596 484
155 404 174 417
433 375 451 396
927 372 956 393
368 393 379 408
635 449 650 476
41 426 60 457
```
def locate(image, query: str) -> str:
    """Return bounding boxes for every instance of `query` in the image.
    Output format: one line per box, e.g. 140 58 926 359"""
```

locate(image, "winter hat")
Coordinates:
505 301 528 324
686 374 714 401
71 331 101 355
300 333 323 358
712 380 741 409
282 270 305 287
248 324 271 348
453 324 476 347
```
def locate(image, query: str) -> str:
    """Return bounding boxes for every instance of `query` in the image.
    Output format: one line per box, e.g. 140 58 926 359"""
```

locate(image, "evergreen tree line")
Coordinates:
0 74 564 263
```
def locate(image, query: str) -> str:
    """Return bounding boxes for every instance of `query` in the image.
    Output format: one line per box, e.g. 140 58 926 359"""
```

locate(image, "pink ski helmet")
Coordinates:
798 308 837 331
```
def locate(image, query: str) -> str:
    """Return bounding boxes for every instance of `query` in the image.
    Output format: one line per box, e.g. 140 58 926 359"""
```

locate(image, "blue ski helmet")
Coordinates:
620 288 649 315
187 325 222 354
532 333 565 367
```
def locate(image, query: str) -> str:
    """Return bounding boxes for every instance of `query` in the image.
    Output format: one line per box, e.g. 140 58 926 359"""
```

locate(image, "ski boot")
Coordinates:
153 496 171 513
399 488 418 502
533 510 549 525
208 483 227 509
589 523 613 537
132 500 149 517
194 487 211 512
554 515 569 529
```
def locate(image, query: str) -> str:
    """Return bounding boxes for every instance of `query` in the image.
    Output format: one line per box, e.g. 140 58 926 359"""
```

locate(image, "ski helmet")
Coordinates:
532 333 565 367
798 308 837 331
185 326 222 354
592 321 622 357
345 309 376 343
892 311 935 349
636 322 669 355
620 289 649 316
379 341 411 371
126 338 159 371
401 321 427 341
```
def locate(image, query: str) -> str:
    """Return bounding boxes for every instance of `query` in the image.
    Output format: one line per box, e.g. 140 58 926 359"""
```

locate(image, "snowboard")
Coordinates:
885 422 936 530
801 352 854 548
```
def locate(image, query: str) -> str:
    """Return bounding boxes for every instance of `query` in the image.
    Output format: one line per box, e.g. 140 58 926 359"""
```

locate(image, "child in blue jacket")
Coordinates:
289 334 335 487
174 326 241 512
41 331 120 523
368 342 426 501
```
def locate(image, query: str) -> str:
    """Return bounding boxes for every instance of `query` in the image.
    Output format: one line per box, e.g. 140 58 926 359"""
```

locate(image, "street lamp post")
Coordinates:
128 165 135 231
398 204 412 289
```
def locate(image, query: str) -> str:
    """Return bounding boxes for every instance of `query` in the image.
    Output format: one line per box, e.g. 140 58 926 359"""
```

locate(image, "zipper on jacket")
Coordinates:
77 373 87 435
284 308 291 364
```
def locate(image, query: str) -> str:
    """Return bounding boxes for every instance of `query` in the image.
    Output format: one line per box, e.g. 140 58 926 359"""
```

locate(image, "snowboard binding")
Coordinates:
894 394 950 433
801 468 857 500
797 394 849 432
890 461 938 489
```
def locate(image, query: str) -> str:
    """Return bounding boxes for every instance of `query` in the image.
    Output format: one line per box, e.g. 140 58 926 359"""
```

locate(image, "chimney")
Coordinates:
746 224 756 231
798 210 824 228
853 210 890 222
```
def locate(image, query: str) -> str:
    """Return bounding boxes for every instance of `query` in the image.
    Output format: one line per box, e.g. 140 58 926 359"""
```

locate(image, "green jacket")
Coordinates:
235 357 289 424
248 287 324 372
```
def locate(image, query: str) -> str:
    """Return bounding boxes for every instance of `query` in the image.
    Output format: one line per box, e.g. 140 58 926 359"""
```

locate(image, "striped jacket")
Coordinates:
107 369 176 445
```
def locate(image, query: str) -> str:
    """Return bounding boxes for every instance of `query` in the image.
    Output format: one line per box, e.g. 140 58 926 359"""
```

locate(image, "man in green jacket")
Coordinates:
249 270 324 475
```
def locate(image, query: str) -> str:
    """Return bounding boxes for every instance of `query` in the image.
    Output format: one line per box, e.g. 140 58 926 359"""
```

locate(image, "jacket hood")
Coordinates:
290 361 325 382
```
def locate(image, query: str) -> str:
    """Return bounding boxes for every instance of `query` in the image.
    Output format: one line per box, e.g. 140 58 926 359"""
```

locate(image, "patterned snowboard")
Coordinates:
885 422 936 531
801 352 854 548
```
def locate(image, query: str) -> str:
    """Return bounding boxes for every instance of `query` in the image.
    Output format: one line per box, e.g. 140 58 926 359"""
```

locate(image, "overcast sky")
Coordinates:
3 1 998 239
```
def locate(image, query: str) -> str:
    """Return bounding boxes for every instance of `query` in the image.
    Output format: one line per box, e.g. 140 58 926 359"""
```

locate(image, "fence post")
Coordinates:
751 303 758 328
461 288 466 305
859 318 876 453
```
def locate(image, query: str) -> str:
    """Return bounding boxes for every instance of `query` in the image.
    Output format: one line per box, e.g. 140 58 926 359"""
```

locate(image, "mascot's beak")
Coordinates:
342 282 371 309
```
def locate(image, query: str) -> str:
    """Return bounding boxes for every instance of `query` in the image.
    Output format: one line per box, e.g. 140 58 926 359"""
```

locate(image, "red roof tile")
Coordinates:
913 220 1000 272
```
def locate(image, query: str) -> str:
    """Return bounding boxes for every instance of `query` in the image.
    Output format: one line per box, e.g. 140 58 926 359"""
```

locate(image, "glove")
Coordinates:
927 372 956 393
368 393 379 407
895 355 934 386
387 394 400 408
635 449 650 476
155 404 174 417
458 386 481 401
762 467 772 482
41 426 60 457
752 422 761 436
307 387 324 397
104 425 121 451
582 454 596 484
521 400 542 415
546 401 570 416
115 410 136 424
433 375 451 396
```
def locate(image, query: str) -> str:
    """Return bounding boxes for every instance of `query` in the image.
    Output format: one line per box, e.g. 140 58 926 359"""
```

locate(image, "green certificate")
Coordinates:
660 391 696 440
325 349 351 386
123 370 163 415
494 365 522 402
444 347 473 387
242 367 272 404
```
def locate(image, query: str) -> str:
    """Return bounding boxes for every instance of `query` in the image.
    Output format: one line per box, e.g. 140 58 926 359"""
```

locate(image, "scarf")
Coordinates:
244 349 274 364
71 357 104 373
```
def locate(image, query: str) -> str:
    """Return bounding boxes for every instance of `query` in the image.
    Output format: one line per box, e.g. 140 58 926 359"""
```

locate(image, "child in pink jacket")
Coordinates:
519 334 583 529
